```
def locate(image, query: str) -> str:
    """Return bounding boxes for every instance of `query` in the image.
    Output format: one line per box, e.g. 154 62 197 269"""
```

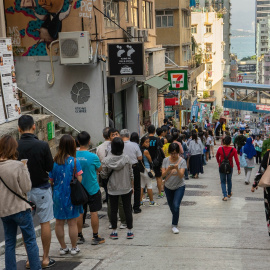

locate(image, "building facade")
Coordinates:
191 11 224 106
2 0 167 142
256 0 270 23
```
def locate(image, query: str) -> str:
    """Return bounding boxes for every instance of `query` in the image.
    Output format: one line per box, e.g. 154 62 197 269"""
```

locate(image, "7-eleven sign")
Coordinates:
167 70 188 91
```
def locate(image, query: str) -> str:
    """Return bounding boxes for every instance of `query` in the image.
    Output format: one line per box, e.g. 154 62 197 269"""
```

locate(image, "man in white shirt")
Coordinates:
120 129 143 213
96 127 111 162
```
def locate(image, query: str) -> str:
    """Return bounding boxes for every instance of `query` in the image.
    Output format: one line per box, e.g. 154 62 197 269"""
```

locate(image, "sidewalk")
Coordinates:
1 149 270 270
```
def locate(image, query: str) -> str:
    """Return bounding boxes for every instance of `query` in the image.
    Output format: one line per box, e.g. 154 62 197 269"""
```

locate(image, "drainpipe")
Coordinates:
102 61 109 127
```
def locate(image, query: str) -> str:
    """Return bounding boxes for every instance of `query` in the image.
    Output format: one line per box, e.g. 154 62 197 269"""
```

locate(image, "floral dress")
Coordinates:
49 157 83 220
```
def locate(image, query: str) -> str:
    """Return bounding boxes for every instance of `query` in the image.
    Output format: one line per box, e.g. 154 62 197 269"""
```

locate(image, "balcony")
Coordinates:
264 70 270 76
205 52 213 62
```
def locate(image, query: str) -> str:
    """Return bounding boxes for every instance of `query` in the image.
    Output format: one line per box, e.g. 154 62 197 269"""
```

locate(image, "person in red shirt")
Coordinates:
216 136 241 201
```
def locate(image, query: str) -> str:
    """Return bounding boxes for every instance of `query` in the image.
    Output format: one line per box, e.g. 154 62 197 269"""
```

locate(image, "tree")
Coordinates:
241 55 257 61
213 105 223 120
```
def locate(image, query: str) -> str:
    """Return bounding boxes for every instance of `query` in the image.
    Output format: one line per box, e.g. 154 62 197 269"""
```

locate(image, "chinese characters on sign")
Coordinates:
0 38 21 124
167 70 188 91
75 107 87 113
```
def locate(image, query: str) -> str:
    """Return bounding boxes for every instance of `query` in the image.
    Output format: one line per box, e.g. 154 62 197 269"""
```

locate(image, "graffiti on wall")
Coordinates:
4 0 96 56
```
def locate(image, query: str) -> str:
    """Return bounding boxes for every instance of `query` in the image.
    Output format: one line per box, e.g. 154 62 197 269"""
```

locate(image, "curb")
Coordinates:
0 188 105 256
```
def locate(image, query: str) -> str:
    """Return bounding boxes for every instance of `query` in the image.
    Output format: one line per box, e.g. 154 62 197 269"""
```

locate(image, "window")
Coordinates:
165 49 175 64
206 24 212 33
104 1 119 28
191 25 197 34
125 2 129 22
156 10 173 28
142 1 153 29
182 10 190 28
206 43 212 52
182 45 191 62
131 0 139 27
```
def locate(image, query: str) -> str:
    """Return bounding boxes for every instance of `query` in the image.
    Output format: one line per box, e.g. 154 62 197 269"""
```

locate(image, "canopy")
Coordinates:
144 76 170 93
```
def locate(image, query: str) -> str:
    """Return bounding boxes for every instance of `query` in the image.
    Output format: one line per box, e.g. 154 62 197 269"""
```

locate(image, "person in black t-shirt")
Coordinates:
147 125 165 198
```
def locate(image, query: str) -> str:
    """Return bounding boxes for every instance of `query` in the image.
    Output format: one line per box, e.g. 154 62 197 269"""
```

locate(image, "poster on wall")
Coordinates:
0 38 21 123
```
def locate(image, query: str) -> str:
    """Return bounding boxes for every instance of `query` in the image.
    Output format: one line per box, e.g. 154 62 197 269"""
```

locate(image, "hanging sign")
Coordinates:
108 42 144 76
167 70 188 91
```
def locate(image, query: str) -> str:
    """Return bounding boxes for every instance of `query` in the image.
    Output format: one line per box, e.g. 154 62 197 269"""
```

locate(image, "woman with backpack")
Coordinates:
216 136 241 201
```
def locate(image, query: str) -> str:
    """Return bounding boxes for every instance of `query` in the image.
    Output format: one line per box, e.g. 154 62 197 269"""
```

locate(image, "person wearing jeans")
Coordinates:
216 136 241 201
162 143 187 234
0 135 41 270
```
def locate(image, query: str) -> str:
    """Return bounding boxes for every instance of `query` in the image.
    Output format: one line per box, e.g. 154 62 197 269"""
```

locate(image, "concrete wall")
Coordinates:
15 56 105 145
126 85 139 133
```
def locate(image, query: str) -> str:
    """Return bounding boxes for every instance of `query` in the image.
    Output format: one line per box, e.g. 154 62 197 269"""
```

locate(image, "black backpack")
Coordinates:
219 147 233 174
153 146 165 167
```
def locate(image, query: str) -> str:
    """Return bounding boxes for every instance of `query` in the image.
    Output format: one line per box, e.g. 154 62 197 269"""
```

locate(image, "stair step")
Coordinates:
22 108 40 115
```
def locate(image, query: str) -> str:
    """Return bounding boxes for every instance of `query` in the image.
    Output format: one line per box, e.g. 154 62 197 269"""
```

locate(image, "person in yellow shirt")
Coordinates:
222 122 226 132
163 135 173 157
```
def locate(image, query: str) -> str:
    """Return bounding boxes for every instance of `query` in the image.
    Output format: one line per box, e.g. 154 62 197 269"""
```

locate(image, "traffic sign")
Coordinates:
173 105 186 111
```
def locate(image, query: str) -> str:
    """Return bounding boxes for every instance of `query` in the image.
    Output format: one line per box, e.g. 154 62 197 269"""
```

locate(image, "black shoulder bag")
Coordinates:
70 159 89 206
0 176 36 211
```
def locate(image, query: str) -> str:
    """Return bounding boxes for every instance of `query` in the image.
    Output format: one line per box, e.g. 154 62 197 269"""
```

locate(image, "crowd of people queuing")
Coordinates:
1 114 270 269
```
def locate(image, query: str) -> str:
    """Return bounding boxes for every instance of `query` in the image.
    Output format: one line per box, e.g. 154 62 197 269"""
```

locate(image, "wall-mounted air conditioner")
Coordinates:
138 29 149 42
126 26 138 42
59 31 91 65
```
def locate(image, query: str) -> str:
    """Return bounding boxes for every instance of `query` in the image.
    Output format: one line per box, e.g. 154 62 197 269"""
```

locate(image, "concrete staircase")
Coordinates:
18 91 78 156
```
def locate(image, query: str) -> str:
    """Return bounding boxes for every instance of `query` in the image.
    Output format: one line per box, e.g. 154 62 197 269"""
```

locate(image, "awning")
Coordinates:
144 76 170 93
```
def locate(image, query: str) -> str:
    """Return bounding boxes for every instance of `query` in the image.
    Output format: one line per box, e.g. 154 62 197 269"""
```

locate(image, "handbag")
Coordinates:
70 159 89 206
0 176 36 211
258 154 270 188
239 146 247 168
141 160 155 179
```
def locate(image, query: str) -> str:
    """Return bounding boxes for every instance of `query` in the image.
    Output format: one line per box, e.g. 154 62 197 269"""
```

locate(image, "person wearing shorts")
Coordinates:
76 132 105 246
17 115 55 269
140 136 159 206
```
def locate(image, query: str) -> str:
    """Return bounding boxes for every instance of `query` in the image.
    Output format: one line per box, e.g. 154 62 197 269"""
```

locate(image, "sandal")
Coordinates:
42 258 56 269
25 261 30 269
222 197 228 201
228 193 233 198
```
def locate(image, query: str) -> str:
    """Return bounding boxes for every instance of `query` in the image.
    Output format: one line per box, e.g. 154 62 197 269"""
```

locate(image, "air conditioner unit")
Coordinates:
59 31 91 65
126 26 138 42
138 29 149 42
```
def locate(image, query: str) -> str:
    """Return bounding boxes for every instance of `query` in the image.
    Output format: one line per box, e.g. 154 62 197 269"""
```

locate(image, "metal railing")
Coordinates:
18 87 80 133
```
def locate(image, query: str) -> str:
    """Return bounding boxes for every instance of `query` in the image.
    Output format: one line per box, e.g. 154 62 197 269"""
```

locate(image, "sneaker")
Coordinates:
110 232 118 239
143 198 150 202
140 201 146 206
77 235 85 245
83 223 90 228
172 227 179 234
185 177 189 180
133 208 142 214
70 246 80 255
59 247 70 255
149 201 159 206
91 236 105 245
109 223 112 229
127 232 134 239
120 223 127 229
157 192 164 199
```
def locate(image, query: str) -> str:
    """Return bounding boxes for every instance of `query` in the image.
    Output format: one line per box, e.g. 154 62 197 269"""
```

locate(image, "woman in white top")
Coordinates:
254 135 263 164
208 130 215 158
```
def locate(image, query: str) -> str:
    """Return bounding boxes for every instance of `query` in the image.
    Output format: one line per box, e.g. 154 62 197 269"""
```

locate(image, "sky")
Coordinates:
231 0 255 31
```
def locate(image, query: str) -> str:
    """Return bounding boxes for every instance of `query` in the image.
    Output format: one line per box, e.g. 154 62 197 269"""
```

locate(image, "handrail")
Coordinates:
18 87 80 133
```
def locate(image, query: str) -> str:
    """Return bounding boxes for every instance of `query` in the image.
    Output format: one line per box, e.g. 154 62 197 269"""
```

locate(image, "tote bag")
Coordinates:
258 154 270 188
240 146 247 168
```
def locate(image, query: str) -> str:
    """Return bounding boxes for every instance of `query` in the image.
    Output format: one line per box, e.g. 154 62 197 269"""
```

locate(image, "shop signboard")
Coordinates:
167 70 188 91
47 121 55 141
224 110 230 116
0 38 21 124
108 42 144 76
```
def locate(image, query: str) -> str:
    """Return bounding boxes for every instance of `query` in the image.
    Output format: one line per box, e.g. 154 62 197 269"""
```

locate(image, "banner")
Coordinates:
190 105 199 121
0 38 21 124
